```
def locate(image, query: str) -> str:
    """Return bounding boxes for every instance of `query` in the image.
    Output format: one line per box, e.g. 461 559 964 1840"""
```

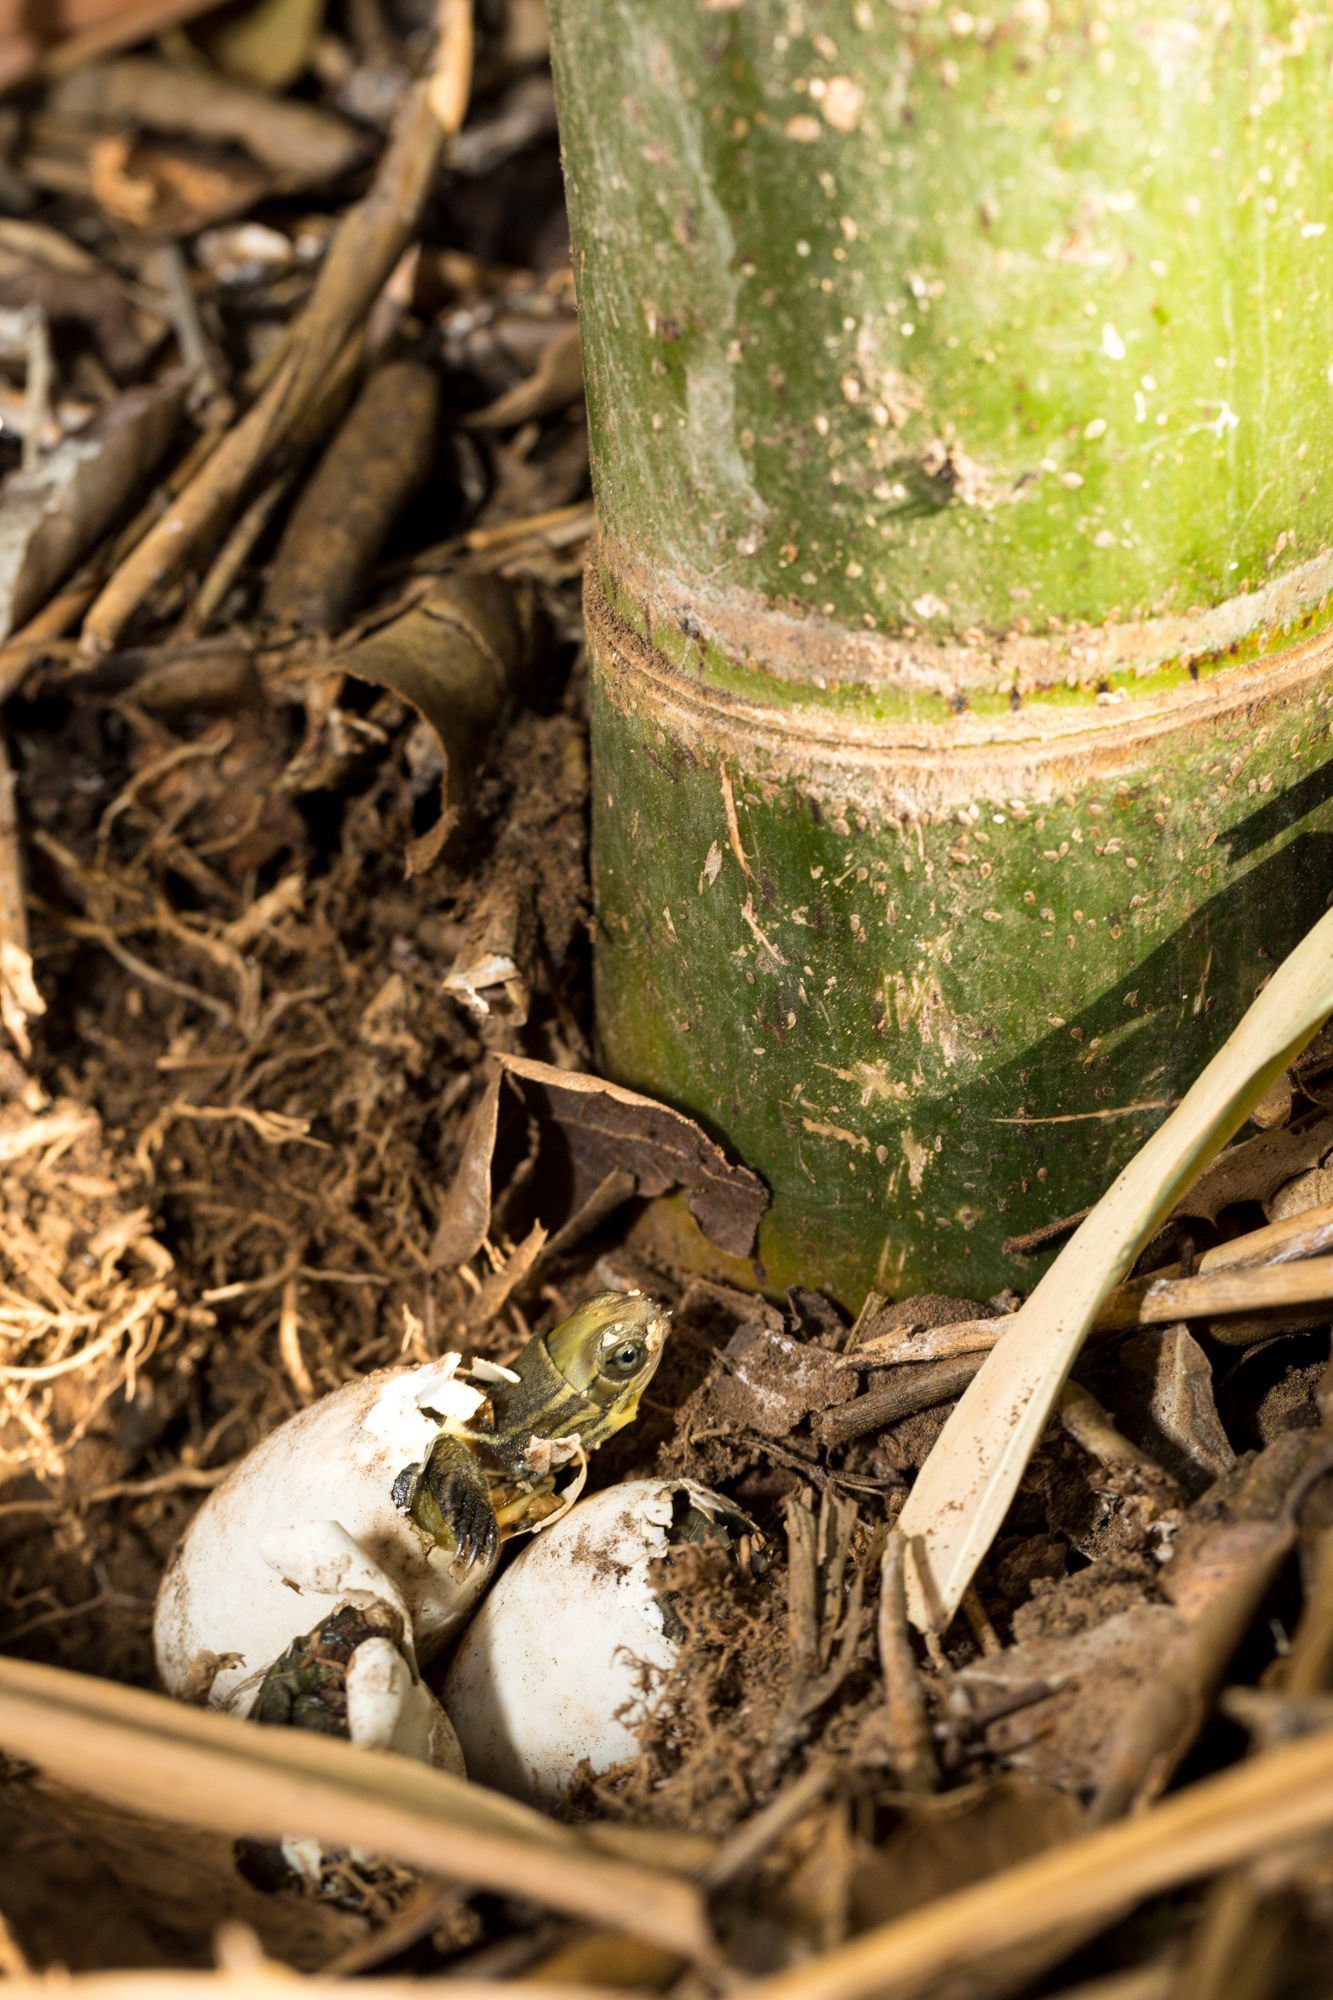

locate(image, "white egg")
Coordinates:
154 1357 494 1738
441 1477 756 1808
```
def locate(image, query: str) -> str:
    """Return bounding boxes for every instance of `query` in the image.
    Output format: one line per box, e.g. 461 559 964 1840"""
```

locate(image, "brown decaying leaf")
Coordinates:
742 1721 1333 2000
511 1052 768 1257
442 874 533 1030
432 1055 768 1273
263 360 441 631
336 572 535 870
0 218 156 378
0 0 220 92
191 0 326 93
4 1773 368 1971
466 320 583 429
501 1052 769 1256
1176 1110 1333 1224
1172 1516 1333 1997
951 1432 1321 1827
1113 1323 1235 1488
0 375 185 643
874 1779 1086 1924
86 130 271 237
1267 1149 1333 1224
431 1069 502 1269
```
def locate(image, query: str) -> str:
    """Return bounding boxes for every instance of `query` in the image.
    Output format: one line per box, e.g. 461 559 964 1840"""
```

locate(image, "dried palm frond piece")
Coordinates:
0 1653 711 1959
897 904 1333 1633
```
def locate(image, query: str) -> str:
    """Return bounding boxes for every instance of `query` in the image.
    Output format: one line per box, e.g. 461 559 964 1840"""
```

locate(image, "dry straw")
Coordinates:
897 903 1333 1632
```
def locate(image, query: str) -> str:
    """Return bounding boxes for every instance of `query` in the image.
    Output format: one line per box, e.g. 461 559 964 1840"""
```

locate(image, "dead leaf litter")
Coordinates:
2 4 1333 1995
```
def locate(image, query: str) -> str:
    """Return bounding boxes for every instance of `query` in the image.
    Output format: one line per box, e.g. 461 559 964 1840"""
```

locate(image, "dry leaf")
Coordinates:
2 1771 367 1970
0 218 155 377
1113 1324 1236 1491
192 0 326 92
431 1071 503 1270
336 574 536 871
741 1721 1333 2000
505 1053 768 1256
1174 1110 1333 1224
467 321 582 429
88 130 271 236
431 1055 767 1272
0 0 223 91
897 905 1333 1632
952 1603 1187 1795
849 1776 1084 1925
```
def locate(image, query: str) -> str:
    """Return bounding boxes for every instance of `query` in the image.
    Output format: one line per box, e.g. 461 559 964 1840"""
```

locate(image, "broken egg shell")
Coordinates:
154 1362 496 1715
441 1477 753 1809
344 1636 464 1772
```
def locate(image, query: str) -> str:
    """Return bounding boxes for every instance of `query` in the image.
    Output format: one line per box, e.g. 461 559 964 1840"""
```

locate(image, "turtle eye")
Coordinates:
601 1338 645 1380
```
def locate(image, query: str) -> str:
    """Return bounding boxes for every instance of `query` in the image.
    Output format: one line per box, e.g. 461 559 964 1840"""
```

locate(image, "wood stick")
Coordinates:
80 4 473 652
874 1531 940 1794
742 1725 1333 2000
858 1201 1333 1369
1125 1255 1333 1329
819 1356 982 1447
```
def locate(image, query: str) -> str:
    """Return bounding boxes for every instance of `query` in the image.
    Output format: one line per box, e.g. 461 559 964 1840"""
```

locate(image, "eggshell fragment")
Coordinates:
441 1477 753 1808
154 1362 495 1715
344 1635 464 1771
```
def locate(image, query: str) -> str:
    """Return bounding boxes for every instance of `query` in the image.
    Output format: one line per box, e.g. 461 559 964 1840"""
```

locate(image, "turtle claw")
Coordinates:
449 1473 499 1572
397 1432 499 1576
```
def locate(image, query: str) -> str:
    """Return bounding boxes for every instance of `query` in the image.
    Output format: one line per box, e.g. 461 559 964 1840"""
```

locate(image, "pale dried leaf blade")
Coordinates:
898 904 1333 1633
0 1656 709 1959
0 1976 630 2000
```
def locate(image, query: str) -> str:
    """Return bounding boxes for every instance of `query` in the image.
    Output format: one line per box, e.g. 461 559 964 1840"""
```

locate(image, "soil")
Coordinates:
3 6 1333 1994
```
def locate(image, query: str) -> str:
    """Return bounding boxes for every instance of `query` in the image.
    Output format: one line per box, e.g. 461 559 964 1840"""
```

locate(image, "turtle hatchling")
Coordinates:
154 1290 670 1761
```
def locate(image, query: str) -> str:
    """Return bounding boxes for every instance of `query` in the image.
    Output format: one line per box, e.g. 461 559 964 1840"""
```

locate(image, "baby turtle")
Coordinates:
154 1290 671 1733
392 1288 671 1574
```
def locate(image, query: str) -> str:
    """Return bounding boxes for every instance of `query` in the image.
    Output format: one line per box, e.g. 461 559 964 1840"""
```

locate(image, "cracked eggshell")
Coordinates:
441 1477 744 1808
344 1635 464 1773
154 1361 495 1715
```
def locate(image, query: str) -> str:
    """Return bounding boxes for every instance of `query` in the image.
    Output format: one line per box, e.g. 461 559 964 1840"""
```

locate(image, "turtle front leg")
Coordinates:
393 1432 500 1577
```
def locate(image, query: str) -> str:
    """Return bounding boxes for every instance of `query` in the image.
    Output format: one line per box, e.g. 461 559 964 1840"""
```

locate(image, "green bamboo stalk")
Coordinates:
550 0 1333 1301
